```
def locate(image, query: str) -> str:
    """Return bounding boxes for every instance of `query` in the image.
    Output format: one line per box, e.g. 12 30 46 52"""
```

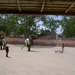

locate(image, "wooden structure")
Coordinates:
0 0 75 15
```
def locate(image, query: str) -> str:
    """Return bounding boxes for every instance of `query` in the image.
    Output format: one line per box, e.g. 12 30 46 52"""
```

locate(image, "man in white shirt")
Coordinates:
25 36 31 51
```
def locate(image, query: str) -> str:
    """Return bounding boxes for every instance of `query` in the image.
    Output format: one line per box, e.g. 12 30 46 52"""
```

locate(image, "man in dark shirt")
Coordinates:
6 45 9 57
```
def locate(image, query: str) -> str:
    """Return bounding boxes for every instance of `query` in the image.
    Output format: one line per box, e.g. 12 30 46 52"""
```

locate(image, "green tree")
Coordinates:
4 14 19 36
0 14 62 37
59 16 75 37
18 15 40 36
40 28 50 36
0 18 6 32
41 15 59 32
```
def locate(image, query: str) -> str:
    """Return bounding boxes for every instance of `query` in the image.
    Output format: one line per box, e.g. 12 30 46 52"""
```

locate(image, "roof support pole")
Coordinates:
40 0 45 12
17 0 21 12
65 3 75 13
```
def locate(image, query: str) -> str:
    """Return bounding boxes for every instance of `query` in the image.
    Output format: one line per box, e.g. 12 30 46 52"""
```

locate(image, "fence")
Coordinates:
5 37 75 47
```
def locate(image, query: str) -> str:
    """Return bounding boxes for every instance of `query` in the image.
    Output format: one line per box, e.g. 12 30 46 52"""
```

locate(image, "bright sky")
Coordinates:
38 15 63 34
56 25 63 34
54 15 63 34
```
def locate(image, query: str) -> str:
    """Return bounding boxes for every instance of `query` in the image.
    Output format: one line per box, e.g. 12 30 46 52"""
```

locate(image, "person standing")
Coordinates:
5 45 9 57
0 36 4 50
25 36 31 51
2 37 7 49
62 43 64 52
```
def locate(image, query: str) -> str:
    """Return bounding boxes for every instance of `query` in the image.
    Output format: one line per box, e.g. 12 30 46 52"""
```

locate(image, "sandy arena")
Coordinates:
0 44 75 75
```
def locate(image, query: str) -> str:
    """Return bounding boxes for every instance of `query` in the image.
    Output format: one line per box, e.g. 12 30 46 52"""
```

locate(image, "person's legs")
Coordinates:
27 44 31 51
0 42 2 50
6 52 8 57
3 45 6 49
1 45 2 50
6 46 9 57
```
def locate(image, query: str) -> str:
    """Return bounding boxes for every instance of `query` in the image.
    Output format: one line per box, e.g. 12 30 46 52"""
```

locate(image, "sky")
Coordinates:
49 15 63 34
56 25 63 34
38 15 63 34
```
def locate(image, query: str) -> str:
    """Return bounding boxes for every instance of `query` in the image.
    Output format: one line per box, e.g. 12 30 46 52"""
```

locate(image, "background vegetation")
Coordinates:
0 14 75 38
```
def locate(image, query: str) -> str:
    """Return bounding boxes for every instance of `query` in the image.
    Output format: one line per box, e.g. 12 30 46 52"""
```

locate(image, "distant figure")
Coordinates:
0 36 5 50
2 38 7 49
55 43 64 53
0 38 2 50
5 45 9 57
25 36 31 51
62 43 64 52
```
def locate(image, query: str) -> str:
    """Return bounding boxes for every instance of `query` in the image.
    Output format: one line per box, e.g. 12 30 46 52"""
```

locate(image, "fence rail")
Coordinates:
5 37 75 47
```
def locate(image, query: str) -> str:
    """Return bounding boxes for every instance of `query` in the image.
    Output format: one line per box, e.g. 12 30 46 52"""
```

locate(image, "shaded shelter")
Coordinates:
0 0 75 15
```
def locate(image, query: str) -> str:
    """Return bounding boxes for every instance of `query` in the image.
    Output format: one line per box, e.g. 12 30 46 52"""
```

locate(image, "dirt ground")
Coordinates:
0 44 75 75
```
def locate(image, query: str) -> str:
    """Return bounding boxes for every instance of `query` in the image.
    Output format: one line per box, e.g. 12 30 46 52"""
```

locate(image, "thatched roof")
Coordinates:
0 0 75 15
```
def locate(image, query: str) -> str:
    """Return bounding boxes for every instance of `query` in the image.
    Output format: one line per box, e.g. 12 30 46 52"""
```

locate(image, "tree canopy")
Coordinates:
0 14 75 38
59 16 75 37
